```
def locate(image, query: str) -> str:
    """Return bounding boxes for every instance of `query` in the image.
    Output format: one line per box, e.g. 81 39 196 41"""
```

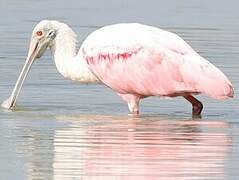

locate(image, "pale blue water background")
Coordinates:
0 0 238 179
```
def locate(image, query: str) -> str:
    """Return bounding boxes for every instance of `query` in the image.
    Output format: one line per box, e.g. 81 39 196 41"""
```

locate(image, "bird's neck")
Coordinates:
50 21 98 83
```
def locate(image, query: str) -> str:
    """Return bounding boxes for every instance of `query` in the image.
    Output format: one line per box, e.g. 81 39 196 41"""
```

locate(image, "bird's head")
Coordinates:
1 20 58 109
27 20 57 60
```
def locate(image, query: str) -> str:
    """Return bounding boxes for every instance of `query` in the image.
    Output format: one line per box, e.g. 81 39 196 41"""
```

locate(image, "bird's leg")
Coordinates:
127 99 140 115
117 93 140 115
184 95 203 117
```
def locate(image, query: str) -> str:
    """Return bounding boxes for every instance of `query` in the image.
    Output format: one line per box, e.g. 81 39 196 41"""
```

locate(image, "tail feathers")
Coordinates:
181 54 234 99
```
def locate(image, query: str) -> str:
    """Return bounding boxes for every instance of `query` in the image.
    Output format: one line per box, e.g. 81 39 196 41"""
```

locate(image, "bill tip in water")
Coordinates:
1 97 15 110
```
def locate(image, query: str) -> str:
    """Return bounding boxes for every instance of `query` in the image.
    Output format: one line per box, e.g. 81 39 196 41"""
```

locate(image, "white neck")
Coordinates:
50 21 99 83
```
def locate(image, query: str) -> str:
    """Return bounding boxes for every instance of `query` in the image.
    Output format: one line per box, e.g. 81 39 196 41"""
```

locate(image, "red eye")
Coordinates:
36 31 43 36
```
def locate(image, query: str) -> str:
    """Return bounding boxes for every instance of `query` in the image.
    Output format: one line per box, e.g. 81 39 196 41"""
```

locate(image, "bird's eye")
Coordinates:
36 31 43 36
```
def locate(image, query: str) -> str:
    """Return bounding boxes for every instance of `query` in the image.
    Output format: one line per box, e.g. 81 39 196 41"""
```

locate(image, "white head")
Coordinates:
28 20 58 59
3 20 60 109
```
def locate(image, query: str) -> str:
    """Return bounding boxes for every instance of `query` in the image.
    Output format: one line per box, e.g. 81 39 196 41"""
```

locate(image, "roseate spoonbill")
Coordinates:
1 20 234 116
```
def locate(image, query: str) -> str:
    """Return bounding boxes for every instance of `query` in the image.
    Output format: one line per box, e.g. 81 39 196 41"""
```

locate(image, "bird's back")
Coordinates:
81 23 195 55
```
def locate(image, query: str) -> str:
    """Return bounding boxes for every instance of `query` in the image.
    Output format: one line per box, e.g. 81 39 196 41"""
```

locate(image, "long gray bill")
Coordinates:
1 41 39 109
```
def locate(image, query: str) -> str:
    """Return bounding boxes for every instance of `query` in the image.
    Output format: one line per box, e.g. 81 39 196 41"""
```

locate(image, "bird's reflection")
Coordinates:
15 114 230 179
50 115 230 180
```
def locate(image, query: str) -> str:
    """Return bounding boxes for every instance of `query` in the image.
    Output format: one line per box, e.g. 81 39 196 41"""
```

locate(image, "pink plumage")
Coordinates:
80 23 233 115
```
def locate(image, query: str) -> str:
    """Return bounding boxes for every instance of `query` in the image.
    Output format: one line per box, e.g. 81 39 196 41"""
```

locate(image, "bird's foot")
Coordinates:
192 102 203 118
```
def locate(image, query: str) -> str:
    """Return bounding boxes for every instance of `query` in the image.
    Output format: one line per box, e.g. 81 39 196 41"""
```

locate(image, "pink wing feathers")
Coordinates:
80 23 233 99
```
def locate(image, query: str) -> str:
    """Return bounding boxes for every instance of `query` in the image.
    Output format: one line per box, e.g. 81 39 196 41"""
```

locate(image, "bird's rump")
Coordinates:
180 53 234 99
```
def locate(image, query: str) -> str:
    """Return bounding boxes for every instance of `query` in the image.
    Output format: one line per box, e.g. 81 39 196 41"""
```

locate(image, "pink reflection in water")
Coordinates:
53 116 230 179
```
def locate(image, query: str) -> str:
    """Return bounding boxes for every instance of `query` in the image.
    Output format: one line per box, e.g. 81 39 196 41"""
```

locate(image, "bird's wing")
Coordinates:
80 23 233 99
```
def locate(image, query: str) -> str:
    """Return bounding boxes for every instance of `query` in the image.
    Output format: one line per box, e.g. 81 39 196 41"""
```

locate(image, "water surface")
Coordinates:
0 0 238 179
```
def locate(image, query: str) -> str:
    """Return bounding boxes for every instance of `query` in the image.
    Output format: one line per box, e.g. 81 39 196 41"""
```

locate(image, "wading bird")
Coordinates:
2 20 234 116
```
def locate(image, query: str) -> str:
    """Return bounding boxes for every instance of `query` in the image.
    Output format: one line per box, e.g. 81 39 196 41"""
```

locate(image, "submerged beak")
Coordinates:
2 37 48 109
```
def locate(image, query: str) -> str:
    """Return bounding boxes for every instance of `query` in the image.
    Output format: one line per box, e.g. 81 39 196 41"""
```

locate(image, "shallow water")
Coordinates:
0 0 238 179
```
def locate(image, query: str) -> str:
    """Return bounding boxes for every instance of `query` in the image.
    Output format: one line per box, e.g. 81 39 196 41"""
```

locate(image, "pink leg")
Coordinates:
184 95 203 117
117 93 140 115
